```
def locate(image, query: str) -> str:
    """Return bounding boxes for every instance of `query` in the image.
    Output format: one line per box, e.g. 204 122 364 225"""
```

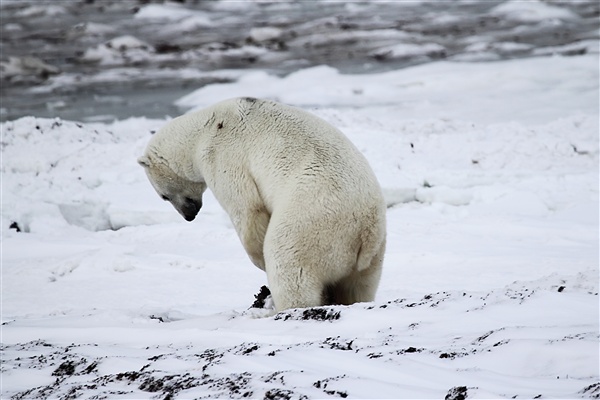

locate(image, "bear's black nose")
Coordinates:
183 213 196 222
182 198 202 221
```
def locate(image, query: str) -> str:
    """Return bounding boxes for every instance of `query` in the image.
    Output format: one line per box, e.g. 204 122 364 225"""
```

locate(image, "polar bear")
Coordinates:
138 97 386 311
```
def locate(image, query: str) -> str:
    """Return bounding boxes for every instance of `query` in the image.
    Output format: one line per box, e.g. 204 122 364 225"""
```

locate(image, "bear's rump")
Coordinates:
264 211 373 281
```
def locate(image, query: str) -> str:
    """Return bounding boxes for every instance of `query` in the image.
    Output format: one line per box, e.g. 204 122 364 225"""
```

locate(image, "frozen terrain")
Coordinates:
2 51 599 398
1 0 600 398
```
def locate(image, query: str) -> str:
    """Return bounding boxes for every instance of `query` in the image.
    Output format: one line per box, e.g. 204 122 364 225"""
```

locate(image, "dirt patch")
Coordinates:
445 386 468 400
275 307 341 322
580 383 600 398
52 360 78 377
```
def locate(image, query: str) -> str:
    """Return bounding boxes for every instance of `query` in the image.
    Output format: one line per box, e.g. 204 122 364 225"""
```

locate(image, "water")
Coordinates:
1 0 598 122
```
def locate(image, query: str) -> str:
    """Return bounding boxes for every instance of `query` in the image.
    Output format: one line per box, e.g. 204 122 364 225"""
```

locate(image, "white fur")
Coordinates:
139 97 386 311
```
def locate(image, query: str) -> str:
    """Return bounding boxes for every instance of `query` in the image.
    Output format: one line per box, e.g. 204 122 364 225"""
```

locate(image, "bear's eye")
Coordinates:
161 195 170 201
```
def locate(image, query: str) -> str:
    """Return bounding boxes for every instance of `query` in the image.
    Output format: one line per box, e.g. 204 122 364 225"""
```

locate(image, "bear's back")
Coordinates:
222 97 383 213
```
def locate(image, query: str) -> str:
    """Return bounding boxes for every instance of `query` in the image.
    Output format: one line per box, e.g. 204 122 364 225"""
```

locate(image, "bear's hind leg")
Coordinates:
265 264 326 311
327 241 384 305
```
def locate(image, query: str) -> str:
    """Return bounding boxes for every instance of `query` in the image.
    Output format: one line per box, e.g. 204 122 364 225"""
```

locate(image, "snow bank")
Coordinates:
1 116 173 233
3 101 596 234
176 54 598 126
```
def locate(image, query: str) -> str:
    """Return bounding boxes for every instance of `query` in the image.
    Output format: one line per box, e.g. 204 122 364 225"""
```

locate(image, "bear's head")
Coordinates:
138 154 207 222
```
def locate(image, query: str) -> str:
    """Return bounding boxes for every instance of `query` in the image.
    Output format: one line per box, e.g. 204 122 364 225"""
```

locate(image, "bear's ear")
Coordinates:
138 156 151 168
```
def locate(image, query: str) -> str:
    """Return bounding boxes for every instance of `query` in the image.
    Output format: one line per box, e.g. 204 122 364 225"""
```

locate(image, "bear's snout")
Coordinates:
181 198 202 221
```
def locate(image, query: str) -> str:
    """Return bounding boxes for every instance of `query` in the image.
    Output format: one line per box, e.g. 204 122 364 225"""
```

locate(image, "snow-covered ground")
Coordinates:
2 51 599 398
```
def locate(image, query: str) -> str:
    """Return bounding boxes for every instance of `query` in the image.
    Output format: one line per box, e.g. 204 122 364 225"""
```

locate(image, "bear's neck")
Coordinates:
157 114 203 183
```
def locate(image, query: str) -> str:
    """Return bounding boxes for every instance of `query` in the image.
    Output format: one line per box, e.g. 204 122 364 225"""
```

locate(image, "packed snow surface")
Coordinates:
2 54 599 398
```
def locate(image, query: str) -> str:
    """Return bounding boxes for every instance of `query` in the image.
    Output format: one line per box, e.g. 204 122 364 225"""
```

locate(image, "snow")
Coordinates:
1 53 599 398
370 42 446 61
490 0 579 22
68 22 116 38
135 4 208 22
249 27 284 43
0 57 60 81
81 36 154 66
176 55 598 126
13 4 67 18
134 3 212 29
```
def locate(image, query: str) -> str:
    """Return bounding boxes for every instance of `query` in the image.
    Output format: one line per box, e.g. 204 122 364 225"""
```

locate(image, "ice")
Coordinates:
490 0 579 22
13 4 67 18
134 3 210 23
81 35 154 66
0 56 60 81
248 27 284 43
370 42 446 61
69 22 116 37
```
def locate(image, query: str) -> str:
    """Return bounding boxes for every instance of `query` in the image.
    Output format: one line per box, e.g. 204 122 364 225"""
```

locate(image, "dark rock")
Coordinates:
251 285 271 308
445 386 468 400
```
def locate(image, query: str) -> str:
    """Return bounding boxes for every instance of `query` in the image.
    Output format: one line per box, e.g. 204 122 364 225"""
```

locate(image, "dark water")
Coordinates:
1 0 598 122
